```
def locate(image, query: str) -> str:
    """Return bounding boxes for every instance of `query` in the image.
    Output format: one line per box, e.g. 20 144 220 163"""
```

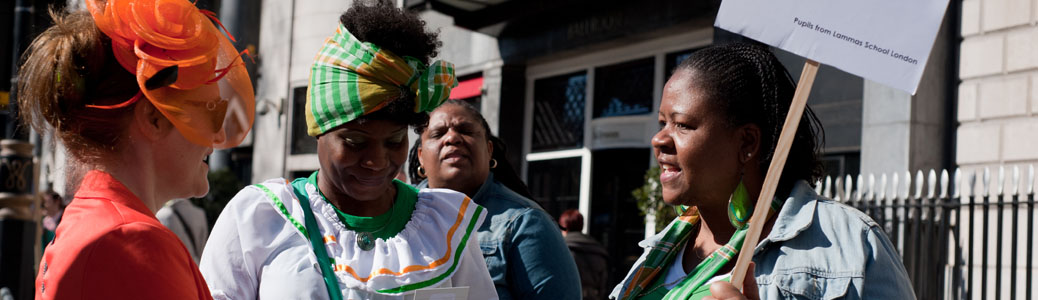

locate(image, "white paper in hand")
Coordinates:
715 0 949 94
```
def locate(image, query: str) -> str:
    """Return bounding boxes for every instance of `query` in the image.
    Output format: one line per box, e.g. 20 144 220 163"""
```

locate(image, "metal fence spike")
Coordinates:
927 169 937 198
940 169 949 198
845 175 854 201
834 177 844 201
953 168 962 198
1012 165 1020 196
968 169 977 197
879 174 888 201
856 174 864 201
891 173 900 201
997 166 1005 196
915 170 925 198
903 171 912 199
983 167 990 197
824 176 832 198
1029 165 1034 195
868 173 876 201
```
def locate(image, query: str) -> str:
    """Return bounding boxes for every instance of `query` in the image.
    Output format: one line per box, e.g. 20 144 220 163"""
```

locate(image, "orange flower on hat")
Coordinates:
85 0 255 149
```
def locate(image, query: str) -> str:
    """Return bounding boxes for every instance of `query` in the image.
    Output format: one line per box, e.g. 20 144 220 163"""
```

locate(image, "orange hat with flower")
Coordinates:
85 0 254 149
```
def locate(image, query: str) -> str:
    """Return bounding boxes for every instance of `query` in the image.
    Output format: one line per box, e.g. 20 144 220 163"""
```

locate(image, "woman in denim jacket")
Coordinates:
411 100 582 300
610 43 915 300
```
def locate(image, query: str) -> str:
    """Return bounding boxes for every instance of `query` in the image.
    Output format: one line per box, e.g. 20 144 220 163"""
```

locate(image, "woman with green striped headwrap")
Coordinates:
200 2 498 299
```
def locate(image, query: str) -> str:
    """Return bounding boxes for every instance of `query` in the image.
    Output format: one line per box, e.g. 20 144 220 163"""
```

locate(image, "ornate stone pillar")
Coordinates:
0 140 35 300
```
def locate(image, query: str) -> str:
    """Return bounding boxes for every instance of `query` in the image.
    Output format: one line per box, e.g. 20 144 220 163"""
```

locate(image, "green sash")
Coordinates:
290 177 345 300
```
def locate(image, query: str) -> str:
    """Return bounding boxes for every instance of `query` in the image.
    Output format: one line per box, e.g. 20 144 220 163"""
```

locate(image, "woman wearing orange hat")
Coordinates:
20 0 254 298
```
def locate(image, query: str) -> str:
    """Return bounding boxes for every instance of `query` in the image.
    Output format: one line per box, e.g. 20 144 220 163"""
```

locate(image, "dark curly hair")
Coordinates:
342 0 441 127
408 100 534 199
675 42 825 196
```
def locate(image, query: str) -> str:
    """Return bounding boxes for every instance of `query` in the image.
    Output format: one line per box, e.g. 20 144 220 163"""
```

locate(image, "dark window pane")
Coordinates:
289 170 316 180
593 57 654 118
819 152 860 180
589 148 649 290
290 86 317 154
528 157 582 219
532 72 587 152
665 49 695 79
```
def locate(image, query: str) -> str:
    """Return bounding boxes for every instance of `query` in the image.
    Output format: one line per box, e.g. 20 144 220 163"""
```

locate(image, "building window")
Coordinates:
290 86 317 155
593 57 654 118
532 71 587 152
528 157 582 218
665 49 695 79
589 148 649 275
289 170 317 180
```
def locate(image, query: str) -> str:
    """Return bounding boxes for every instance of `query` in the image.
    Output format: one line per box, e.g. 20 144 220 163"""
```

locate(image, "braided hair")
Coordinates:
675 42 825 195
409 100 534 198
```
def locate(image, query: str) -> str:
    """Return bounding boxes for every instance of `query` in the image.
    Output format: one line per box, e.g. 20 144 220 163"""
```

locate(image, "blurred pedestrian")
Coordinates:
156 199 210 264
20 0 254 298
560 209 610 300
39 190 65 253
411 100 582 299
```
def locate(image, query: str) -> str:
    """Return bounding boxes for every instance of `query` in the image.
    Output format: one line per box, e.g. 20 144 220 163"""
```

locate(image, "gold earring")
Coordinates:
490 159 498 169
417 166 427 178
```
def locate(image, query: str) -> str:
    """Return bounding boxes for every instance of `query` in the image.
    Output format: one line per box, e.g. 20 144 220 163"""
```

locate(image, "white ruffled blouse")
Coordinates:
199 178 498 300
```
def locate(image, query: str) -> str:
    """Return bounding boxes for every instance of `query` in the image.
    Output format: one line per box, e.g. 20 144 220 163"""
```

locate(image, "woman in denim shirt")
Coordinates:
410 100 582 300
611 43 915 300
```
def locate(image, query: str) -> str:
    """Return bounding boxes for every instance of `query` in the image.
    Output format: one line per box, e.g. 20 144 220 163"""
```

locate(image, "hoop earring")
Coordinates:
727 178 752 229
490 159 498 169
417 166 427 178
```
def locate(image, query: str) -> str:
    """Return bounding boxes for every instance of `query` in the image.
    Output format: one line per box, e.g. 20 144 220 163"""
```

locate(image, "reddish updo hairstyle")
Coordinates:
17 10 141 162
559 209 583 232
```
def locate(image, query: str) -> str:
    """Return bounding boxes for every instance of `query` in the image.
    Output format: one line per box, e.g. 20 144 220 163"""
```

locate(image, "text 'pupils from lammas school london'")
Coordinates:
793 17 919 65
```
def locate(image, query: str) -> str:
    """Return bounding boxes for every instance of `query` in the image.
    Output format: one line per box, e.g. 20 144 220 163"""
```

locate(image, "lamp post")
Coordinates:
1 0 40 299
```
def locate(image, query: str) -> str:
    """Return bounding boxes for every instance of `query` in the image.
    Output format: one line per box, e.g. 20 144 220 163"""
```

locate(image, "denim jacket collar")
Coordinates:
760 181 819 244
471 173 497 203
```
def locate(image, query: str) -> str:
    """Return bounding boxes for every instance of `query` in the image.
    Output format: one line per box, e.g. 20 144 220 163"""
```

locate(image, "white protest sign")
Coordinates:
715 0 949 94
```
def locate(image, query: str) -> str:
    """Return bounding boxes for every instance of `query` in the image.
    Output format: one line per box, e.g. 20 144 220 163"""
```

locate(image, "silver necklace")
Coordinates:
347 201 395 251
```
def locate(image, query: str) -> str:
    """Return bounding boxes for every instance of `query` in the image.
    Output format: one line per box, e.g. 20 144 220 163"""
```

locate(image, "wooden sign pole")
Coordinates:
730 60 820 291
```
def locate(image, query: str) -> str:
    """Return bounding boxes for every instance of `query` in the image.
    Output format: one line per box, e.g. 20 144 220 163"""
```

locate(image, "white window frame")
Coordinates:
522 28 713 233
285 81 321 176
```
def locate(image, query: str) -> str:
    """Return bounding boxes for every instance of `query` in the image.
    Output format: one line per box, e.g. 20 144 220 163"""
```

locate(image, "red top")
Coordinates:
35 170 213 300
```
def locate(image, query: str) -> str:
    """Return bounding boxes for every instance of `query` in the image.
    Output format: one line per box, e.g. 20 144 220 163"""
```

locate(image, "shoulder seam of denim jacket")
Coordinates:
504 207 533 240
490 180 543 210
818 199 881 228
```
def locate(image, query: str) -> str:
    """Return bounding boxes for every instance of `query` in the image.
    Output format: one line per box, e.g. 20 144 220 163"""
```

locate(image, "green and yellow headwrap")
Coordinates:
305 24 457 136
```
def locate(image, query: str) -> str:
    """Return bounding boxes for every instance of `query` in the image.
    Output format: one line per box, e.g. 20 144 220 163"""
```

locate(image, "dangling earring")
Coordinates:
417 166 427 178
728 176 752 229
489 159 498 169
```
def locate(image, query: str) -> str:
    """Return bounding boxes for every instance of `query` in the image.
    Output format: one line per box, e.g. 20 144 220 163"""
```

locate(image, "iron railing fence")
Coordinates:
815 166 1036 300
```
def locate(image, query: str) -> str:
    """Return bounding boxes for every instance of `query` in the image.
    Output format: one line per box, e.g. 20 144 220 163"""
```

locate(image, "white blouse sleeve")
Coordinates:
199 187 266 300
449 232 499 300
